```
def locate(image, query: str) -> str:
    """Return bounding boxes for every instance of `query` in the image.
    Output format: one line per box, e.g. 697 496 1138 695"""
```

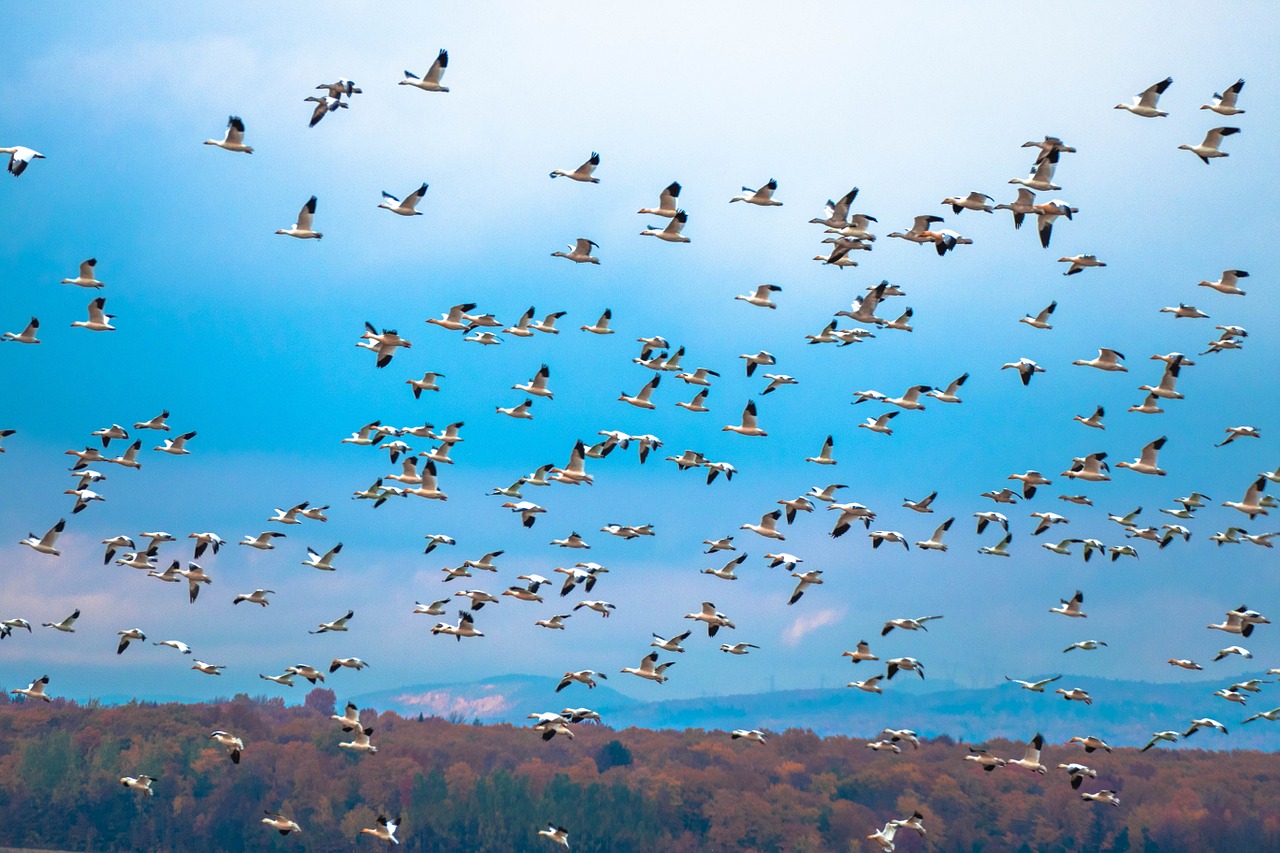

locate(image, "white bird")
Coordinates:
1009 152 1061 192
61 258 104 289
1073 405 1106 430
120 775 158 797
1217 426 1261 447
735 284 781 309
209 730 244 764
580 308 615 335
402 49 449 91
1 317 40 344
359 815 398 844
639 181 682 217
1116 436 1168 476
2 145 46 176
641 210 691 243
116 628 146 654
942 191 994 214
684 601 735 637
329 657 369 674
1081 790 1121 807
1072 348 1126 372
1179 127 1240 163
867 822 897 852
232 589 275 607
1115 76 1173 117
71 296 115 331
621 651 676 683
203 116 252 153
788 570 823 605
1223 478 1269 517
10 674 50 702
1201 78 1245 115
240 531 286 550
886 658 925 680
741 510 785 540
1058 762 1098 789
537 824 571 848
915 518 954 552
842 641 879 664
1001 358 1044 386
20 519 66 556
377 183 429 216
1058 254 1106 276
191 660 225 676
651 630 692 653
720 642 760 655
1020 301 1057 330
550 152 601 183
730 729 767 743
303 94 347 128
275 196 322 239
723 400 767 436
262 811 302 836
1050 590 1086 618
1005 674 1063 692
153 431 197 455
1198 269 1249 296
882 615 943 636
730 179 782 206
1160 303 1210 319
1006 733 1047 774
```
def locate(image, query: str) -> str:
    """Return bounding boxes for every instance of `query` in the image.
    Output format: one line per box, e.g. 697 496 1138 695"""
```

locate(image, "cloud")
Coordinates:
782 608 845 648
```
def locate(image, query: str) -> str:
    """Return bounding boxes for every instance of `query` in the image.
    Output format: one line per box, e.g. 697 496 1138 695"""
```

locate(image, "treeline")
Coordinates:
0 689 1276 852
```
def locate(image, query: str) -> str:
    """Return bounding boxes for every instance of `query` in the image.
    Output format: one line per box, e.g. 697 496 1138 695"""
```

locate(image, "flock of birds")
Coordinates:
1 55 1273 851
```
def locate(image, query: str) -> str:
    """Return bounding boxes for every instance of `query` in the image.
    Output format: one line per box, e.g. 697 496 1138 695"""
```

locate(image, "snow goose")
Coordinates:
1010 470 1052 499
1073 405 1106 430
981 488 1020 503
580 307 614 334
915 518 954 552
805 435 836 465
497 398 534 419
1058 763 1097 789
1233 678 1270 693
11 675 51 701
1214 688 1248 705
788 570 823 604
882 615 942 636
730 179 782 206
358 815 400 846
1115 76 1173 117
1214 645 1252 661
377 183 429 218
1217 425 1261 447
1198 269 1248 296
233 589 275 607
723 400 766 436
640 210 690 242
550 152 601 182
552 236 601 263
886 658 925 680
701 552 746 583
828 503 875 538
303 94 347 128
240 531 286 550
20 519 65 556
739 350 776 377
621 651 675 683
135 411 173 431
1058 254 1105 275
154 431 196 455
267 502 310 524
809 483 848 503
1033 200 1076 247
1243 708 1280 723
651 630 691 653
463 329 501 346
1207 611 1253 637
530 310 567 334
1020 301 1057 330
310 610 354 634
402 49 449 91
432 610 484 640
974 511 1009 534
843 641 879 664
209 730 244 764
1202 78 1245 115
675 367 720 388
735 284 781 309
720 642 759 655
71 296 115 331
978 533 1013 557
262 812 301 836
2 145 46 175
1054 687 1093 705
1115 436 1168 476
886 214 944 245
203 116 252 153
1073 348 1126 372
64 488 104 514
191 660 226 675
329 657 369 673
258 671 295 687
535 613 570 629
1031 512 1068 536
1050 590 1086 618
572 599 615 617
809 187 859 227
503 500 545 527
639 181 682 217
115 628 146 654
1159 303 1210 319
413 599 450 616
995 188 1038 228
1006 733 1047 773
741 510 785 539
556 670 607 692
1009 151 1061 192
538 824 571 848
848 676 884 695
514 364 553 399
903 491 938 513
121 775 157 797
965 747 1006 772
870 530 910 551
427 303 477 332
731 729 767 744
1005 674 1062 692
1024 136 1077 162
61 258 104 289
684 601 734 636
702 537 735 553
1081 790 1120 807
1 317 40 343
275 196 322 239
0 618 33 636
1066 735 1110 753
1001 358 1044 385
1179 127 1240 163
941 191 994 214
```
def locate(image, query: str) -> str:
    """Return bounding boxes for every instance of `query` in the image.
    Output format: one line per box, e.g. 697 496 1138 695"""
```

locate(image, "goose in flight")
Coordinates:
1005 674 1062 692
1218 425 1261 447
1020 301 1057 330
915 518 954 552
1081 790 1121 807
1073 405 1105 430
556 670 607 692
154 431 196 455
964 747 1006 772
359 816 399 845
651 630 691 653
11 674 52 701
303 94 347 127
275 196 322 239
978 533 1013 557
1050 590 1086 618
1006 733 1047 774
1115 436 1168 476
1054 687 1093 705
502 500 545 528
1115 76 1173 117
735 284 781 309
809 187 859 227
1201 78 1245 115
497 398 534 420
407 371 445 398
741 510 785 540
638 181 682 217
886 657 925 680
720 642 759 655
552 237 600 264
1072 348 1126 372
1001 358 1044 385
550 152 600 182
71 296 115 331
580 307 614 335
903 491 938 513
621 651 676 683
1034 199 1076 247
402 49 449 91
1179 127 1241 163
187 532 224 559
203 116 252 153
1159 303 1210 319
258 671 295 687
2 317 40 343
829 503 875 538
1009 150 1061 192
209 730 244 764
886 214 945 245
121 775 158 797
191 660 226 675
232 589 275 607
788 570 823 604
116 628 146 654
262 812 302 836
2 145 46 175
641 210 691 243
240 531 286 550
20 519 66 556
731 729 767 743
1058 254 1105 275
730 179 782 206
1198 269 1249 296
572 599 614 617
941 191 994 214
1 617 33 637
329 657 369 673
310 610 354 634
869 530 909 551
842 641 879 664
995 187 1038 228
739 351 776 377
1010 470 1052 499
1057 762 1097 789
723 400 767 436
684 601 735 636
883 615 943 636
377 183 429 216
1023 136 1077 163
61 258 104 289
806 435 836 465
1138 359 1184 400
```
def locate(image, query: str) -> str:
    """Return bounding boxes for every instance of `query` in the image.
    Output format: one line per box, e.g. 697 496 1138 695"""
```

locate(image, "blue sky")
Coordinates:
2 2 1278 728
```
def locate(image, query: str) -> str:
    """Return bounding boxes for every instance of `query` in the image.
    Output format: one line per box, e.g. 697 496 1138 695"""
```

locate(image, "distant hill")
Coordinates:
352 671 1280 749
